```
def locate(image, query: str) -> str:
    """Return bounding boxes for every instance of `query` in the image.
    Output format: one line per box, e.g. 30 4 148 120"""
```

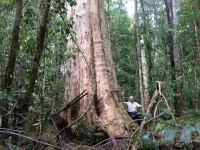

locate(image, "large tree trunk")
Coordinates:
2 0 23 91
64 0 131 136
22 0 50 113
164 0 184 116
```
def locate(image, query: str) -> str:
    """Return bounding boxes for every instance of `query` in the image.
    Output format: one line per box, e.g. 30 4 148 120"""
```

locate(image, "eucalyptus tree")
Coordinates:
64 0 131 136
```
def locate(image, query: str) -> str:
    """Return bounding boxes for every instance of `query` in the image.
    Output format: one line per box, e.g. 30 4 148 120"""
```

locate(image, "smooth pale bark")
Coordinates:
134 0 149 110
140 36 150 108
2 0 23 91
140 0 153 98
65 0 131 136
134 0 144 108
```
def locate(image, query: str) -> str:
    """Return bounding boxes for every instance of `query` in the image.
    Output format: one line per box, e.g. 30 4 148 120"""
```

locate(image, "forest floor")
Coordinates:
60 109 200 149
0 109 200 149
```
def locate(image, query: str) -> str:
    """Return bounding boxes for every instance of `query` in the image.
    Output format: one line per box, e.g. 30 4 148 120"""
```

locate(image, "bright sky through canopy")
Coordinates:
125 0 135 17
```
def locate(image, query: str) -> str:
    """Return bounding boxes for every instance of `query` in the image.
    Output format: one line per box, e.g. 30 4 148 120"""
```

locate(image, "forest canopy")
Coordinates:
0 0 200 149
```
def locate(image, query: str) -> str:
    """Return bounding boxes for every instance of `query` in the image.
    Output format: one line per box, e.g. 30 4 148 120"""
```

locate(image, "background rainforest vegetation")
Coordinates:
0 0 200 149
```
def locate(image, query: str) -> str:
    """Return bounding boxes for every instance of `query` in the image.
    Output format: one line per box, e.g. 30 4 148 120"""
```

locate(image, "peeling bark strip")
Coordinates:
2 0 23 91
65 0 131 136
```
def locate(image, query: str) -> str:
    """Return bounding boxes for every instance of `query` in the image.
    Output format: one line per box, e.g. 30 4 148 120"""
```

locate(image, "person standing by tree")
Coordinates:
124 96 143 125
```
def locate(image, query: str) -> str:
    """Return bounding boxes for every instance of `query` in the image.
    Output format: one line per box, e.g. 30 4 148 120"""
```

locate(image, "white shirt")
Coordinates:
124 102 141 112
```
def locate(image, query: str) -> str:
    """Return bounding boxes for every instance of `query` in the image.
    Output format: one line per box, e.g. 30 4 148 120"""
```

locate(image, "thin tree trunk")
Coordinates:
164 0 184 116
64 0 131 136
193 20 200 70
193 18 200 110
172 0 184 116
105 0 111 38
140 0 151 106
140 35 150 109
0 0 23 132
54 48 64 106
164 0 175 80
23 0 50 113
134 0 140 102
134 0 150 110
134 0 145 109
141 0 153 98
194 21 200 53
0 0 23 143
2 0 23 91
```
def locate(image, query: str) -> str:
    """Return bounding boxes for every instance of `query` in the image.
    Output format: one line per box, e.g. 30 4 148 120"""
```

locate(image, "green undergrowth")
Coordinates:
176 110 200 125
136 110 200 149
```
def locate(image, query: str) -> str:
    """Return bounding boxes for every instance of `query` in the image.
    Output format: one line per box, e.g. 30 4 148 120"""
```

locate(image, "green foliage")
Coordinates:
164 128 178 141
142 134 160 150
67 0 77 6
0 0 200 147
0 0 14 6
155 122 166 131
74 119 96 143
0 0 76 147
141 117 200 148
105 0 136 98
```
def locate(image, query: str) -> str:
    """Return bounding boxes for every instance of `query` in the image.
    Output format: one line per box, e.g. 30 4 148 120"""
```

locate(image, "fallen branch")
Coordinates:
144 81 177 128
126 110 168 150
56 90 88 114
160 94 177 125
0 128 65 150
146 81 161 114
52 92 95 140
89 135 131 150
152 100 162 130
